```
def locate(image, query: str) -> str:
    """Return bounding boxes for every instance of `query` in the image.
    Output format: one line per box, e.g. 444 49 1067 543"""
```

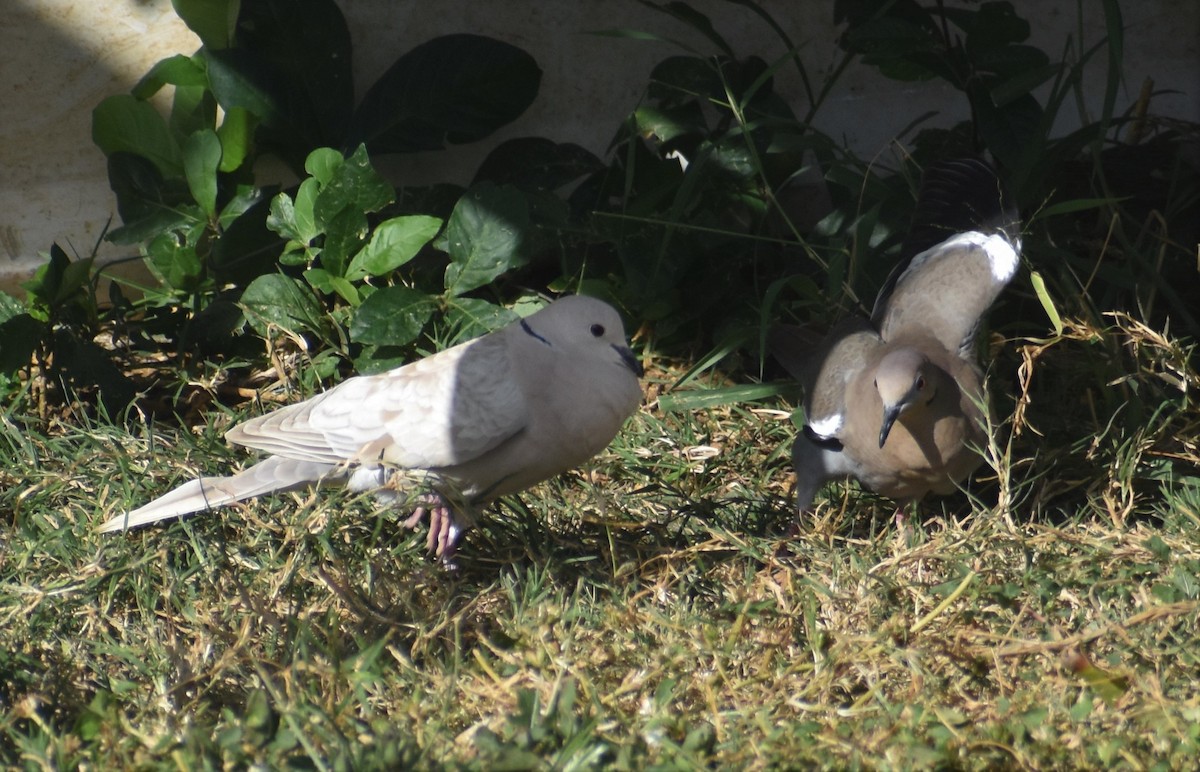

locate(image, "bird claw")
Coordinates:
402 495 464 565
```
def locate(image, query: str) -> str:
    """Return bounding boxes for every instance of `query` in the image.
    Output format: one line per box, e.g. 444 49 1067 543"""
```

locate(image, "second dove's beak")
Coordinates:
879 405 901 448
614 345 644 377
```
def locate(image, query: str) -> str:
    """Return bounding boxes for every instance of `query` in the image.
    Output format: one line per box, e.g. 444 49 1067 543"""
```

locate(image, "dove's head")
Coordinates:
521 296 643 378
874 346 934 448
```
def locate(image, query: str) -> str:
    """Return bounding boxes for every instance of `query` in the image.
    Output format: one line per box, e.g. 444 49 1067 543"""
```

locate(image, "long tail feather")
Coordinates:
99 456 340 532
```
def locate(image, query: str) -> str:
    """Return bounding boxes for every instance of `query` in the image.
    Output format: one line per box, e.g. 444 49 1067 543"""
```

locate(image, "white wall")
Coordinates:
2 0 1196 294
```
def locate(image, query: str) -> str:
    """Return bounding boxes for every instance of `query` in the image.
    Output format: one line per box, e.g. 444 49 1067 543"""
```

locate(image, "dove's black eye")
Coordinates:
590 324 605 337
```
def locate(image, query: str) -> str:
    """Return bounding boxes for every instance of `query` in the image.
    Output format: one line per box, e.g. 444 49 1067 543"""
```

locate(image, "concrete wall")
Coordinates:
2 0 1197 294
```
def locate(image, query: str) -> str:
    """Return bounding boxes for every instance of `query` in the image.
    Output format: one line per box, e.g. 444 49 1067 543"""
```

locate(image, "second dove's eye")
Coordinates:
590 324 605 337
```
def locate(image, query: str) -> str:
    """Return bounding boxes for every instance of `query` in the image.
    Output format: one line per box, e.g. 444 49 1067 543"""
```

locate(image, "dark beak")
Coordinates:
879 405 901 448
614 345 643 377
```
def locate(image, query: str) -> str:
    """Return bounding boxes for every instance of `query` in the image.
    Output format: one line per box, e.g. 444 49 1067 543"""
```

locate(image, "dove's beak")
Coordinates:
879 404 902 448
614 345 643 377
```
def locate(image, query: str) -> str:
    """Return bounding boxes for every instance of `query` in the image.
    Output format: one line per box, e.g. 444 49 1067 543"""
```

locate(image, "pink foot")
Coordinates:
402 495 465 563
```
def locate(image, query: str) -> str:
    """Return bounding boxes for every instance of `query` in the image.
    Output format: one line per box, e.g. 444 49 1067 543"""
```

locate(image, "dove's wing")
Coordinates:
227 333 530 471
874 231 1018 358
97 456 338 532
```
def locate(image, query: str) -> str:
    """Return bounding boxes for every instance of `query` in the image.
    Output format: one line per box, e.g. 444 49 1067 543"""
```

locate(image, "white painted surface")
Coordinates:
1 0 1196 294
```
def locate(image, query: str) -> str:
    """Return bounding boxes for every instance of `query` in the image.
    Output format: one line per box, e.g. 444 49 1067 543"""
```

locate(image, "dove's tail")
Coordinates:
98 456 340 533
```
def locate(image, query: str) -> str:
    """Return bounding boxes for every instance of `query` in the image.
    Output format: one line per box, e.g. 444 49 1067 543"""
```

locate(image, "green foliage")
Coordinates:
90 0 542 329
249 145 535 373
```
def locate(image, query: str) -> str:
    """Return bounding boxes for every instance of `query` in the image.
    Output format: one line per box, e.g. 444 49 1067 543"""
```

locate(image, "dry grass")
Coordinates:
2 314 1199 769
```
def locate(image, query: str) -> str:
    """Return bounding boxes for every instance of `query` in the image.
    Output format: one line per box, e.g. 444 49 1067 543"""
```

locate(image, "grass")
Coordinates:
2 313 1199 770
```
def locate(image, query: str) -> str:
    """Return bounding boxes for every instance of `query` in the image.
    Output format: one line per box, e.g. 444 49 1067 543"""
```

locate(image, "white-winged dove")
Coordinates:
770 159 1021 515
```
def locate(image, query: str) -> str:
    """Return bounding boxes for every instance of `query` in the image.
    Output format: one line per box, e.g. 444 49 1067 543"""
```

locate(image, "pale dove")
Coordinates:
99 295 644 560
770 159 1020 515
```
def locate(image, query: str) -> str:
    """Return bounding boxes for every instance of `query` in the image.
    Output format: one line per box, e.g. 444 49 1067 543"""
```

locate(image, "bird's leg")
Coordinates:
892 500 919 547
401 493 466 563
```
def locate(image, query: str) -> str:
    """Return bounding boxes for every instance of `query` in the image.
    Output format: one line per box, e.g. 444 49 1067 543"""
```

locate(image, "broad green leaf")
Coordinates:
633 104 708 146
147 231 204 291
319 208 370 277
313 145 394 228
172 0 238 49
132 54 209 99
210 194 285 286
240 273 327 339
101 153 198 237
444 183 529 296
183 129 222 217
92 95 181 177
303 267 360 306
205 48 283 125
216 106 255 172
169 83 216 138
346 215 443 281
443 298 519 343
266 193 303 241
304 147 344 185
24 245 95 311
232 0 354 145
0 291 24 324
990 62 1062 107
216 184 262 228
294 178 320 239
349 286 437 346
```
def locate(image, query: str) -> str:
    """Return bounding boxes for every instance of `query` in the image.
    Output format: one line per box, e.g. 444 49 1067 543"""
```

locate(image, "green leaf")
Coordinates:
240 273 328 339
132 54 209 100
169 83 217 138
294 178 321 239
172 0 238 49
346 215 443 281
657 382 789 412
147 230 205 291
319 208 370 277
444 183 529 296
305 147 344 185
444 297 519 343
1029 271 1063 336
346 34 541 153
216 106 255 172
183 129 222 217
92 95 181 177
313 145 394 228
205 48 283 126
231 0 354 151
0 291 24 324
349 286 437 346
103 153 195 234
267 192 303 242
216 184 262 229
990 62 1061 107
210 194 285 286
303 267 360 305
23 245 95 311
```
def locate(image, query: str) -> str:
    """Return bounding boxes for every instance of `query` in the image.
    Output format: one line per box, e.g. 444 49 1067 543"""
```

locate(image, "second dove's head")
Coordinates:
520 295 644 379
874 347 934 448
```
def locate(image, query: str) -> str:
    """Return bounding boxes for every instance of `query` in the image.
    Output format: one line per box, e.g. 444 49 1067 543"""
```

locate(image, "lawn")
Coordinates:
2 318 1198 768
